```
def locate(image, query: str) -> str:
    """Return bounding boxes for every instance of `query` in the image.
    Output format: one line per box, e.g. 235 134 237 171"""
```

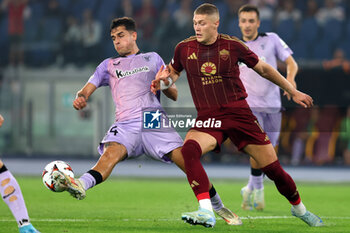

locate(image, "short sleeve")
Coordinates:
269 32 293 62
170 43 184 73
236 40 259 68
88 59 110 87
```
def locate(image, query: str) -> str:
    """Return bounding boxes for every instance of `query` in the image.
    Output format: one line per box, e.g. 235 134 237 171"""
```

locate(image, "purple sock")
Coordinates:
0 170 30 226
251 174 264 190
247 175 254 191
78 173 96 190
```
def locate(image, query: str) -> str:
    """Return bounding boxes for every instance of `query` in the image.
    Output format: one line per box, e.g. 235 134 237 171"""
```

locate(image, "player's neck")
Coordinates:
202 32 219 45
243 31 259 42
123 46 140 57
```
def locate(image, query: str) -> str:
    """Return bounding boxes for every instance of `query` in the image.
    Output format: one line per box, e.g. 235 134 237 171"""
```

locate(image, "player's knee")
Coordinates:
102 143 127 164
181 140 202 160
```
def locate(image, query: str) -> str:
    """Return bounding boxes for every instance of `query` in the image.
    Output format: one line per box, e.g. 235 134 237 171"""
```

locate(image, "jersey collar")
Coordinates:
241 33 266 42
120 50 142 58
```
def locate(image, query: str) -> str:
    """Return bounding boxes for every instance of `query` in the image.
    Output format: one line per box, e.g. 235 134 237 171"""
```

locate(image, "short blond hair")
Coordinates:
194 3 219 17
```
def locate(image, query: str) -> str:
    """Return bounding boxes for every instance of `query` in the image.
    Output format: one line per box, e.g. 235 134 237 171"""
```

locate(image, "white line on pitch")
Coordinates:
0 216 349 222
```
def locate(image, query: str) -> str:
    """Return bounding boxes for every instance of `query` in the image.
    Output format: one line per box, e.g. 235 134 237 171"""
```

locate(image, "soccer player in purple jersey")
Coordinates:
0 115 40 233
151 3 323 228
238 4 299 211
53 17 238 225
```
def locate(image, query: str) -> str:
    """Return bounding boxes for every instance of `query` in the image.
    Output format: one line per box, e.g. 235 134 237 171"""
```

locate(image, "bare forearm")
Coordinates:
168 64 180 83
162 84 178 101
254 60 296 95
285 56 298 81
76 83 97 100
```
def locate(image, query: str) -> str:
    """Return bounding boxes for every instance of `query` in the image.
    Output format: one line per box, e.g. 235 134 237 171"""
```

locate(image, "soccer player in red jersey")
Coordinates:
151 3 324 228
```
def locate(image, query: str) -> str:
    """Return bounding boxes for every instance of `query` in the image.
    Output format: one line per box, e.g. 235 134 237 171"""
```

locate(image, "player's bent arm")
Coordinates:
253 59 313 108
76 82 97 100
253 59 296 96
162 83 178 101
151 64 181 94
168 64 181 83
73 83 97 110
285 55 298 86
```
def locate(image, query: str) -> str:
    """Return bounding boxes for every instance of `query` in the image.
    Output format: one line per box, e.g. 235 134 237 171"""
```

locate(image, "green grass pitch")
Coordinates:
1 177 350 233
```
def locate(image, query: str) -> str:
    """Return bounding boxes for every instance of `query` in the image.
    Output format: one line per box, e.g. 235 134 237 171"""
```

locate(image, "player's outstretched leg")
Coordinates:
19 223 40 233
180 139 216 227
261 160 324 227
0 164 40 232
52 170 86 200
170 147 241 226
210 186 242 225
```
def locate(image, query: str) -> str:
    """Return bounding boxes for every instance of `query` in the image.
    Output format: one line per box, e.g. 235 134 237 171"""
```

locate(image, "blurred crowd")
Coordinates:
0 0 350 68
214 106 350 166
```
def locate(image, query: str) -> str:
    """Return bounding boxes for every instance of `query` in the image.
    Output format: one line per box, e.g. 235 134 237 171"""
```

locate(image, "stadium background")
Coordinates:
0 0 349 169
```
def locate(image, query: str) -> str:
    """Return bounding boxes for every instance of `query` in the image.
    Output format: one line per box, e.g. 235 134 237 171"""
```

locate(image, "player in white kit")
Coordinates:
53 17 239 225
238 5 299 211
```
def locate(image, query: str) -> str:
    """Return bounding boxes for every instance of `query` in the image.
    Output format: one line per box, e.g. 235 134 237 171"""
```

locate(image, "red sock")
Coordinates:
181 140 210 199
261 160 300 204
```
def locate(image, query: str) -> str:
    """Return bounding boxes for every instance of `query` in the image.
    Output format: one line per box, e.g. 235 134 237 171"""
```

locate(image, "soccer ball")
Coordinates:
42 160 74 192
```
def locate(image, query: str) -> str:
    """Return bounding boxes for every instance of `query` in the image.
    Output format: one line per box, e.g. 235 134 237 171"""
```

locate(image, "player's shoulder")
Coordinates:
220 34 249 49
137 51 163 63
265 32 281 40
96 57 112 68
175 35 197 48
140 51 161 58
221 33 241 42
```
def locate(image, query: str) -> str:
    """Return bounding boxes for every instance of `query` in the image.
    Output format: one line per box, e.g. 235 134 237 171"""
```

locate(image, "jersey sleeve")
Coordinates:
170 42 184 73
236 40 259 68
88 58 110 87
269 32 293 62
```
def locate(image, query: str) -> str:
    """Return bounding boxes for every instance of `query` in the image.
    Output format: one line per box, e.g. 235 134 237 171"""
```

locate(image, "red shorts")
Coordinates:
192 100 270 152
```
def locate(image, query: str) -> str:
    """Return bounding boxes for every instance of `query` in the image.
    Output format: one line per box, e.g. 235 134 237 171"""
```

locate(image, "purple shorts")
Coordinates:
252 111 281 147
98 119 183 163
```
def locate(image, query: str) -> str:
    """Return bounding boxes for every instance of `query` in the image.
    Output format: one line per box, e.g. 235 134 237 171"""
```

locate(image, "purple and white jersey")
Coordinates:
239 33 293 113
88 52 164 122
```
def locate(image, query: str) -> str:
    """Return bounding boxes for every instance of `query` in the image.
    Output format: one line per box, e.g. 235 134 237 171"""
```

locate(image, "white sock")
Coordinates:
252 175 264 190
210 193 224 212
199 199 213 212
292 201 307 216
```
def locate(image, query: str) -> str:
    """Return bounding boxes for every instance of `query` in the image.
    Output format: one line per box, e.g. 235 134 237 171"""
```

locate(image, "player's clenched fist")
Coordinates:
73 96 87 110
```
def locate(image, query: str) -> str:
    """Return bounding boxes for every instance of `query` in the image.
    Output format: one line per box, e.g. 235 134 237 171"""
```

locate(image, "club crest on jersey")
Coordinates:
201 62 217 76
143 55 151 61
219 49 229 61
115 66 149 79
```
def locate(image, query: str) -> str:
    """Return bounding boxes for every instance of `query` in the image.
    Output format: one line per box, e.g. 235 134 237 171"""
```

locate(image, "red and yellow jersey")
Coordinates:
171 34 259 116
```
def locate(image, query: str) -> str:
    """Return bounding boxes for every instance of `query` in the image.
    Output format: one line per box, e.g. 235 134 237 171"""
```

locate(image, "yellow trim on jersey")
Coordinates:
220 34 249 50
176 35 197 47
